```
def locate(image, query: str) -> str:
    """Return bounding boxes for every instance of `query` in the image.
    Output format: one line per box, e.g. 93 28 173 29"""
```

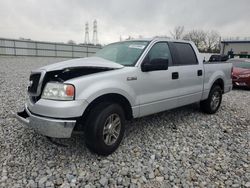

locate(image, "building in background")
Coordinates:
221 39 250 58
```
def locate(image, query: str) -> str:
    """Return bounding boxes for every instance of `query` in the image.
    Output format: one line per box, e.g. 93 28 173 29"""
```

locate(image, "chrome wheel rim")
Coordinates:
211 91 220 110
103 113 121 145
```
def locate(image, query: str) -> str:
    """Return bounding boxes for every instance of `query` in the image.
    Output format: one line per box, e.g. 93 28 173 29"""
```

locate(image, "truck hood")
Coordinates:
36 57 124 72
32 57 125 84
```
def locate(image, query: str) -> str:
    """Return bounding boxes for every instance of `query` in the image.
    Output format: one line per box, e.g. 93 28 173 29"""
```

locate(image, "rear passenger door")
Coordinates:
169 42 203 106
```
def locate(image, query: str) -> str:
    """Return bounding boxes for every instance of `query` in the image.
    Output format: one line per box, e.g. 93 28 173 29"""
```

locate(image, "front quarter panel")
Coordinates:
77 80 137 105
67 68 139 116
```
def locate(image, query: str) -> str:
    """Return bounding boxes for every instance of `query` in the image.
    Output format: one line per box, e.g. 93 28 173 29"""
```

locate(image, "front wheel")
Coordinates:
84 103 125 155
200 85 222 114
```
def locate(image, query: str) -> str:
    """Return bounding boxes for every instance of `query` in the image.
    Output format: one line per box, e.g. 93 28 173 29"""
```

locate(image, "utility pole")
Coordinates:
84 22 90 44
92 20 98 45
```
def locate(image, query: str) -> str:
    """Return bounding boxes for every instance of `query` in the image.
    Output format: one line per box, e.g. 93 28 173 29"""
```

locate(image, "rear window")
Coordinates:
173 43 198 65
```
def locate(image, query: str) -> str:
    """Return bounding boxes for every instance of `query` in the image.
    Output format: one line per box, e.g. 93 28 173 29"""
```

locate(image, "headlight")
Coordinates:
239 73 250 78
41 82 75 101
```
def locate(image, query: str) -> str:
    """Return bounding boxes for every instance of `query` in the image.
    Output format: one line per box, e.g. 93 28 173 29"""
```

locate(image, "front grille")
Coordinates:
28 73 41 95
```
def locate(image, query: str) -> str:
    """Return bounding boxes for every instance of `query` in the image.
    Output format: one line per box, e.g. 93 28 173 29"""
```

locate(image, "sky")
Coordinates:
0 0 249 44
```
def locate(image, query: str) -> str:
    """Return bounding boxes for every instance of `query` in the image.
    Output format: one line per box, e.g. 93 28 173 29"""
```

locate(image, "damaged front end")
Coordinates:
27 56 124 101
15 57 124 138
28 66 115 103
16 66 117 138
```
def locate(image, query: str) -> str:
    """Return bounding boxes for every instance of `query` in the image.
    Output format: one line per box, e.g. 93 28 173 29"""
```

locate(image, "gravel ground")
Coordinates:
0 56 249 188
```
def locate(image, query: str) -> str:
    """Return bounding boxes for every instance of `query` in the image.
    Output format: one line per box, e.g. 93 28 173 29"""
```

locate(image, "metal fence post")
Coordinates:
55 43 57 57
35 42 38 56
14 40 16 56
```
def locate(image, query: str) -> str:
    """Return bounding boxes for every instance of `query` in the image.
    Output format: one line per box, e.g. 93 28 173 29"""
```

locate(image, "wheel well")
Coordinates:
212 78 224 93
75 93 133 131
77 93 133 128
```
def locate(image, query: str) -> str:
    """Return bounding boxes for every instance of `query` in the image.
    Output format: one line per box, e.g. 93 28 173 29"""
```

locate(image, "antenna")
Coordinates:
92 20 98 45
84 22 90 44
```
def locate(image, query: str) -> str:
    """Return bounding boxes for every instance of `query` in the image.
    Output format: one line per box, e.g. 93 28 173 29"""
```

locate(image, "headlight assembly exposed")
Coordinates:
41 82 75 101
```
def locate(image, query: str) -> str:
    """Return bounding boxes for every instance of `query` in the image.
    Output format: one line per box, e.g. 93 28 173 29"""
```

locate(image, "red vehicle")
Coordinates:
231 60 250 88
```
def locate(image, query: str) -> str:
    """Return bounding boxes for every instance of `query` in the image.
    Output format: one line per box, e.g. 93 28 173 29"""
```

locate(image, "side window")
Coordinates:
147 42 172 64
173 43 198 65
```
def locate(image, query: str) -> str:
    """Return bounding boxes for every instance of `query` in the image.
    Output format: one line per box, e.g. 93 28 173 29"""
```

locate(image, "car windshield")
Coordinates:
95 41 149 66
233 62 250 69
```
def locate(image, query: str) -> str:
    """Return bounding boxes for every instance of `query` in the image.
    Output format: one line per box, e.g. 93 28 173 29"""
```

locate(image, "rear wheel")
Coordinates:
200 85 222 114
84 102 125 155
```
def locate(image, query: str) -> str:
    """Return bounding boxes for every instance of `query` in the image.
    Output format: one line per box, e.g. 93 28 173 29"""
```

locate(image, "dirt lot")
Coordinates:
0 56 249 187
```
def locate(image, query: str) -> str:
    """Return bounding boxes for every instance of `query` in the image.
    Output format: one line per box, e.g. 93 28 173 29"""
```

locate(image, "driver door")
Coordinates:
136 42 179 117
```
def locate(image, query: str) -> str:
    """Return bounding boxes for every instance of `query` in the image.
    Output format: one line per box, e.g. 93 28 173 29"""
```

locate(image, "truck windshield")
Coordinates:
95 41 149 66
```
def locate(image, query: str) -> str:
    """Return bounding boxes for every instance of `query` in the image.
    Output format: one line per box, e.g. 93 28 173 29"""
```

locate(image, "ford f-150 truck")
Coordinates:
16 38 232 155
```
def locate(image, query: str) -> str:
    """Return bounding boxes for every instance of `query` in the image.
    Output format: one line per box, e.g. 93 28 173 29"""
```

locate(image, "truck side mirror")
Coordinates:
141 58 168 72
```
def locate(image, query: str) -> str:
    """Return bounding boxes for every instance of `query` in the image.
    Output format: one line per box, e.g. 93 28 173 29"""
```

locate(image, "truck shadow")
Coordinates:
232 86 250 91
41 103 202 156
9 102 202 160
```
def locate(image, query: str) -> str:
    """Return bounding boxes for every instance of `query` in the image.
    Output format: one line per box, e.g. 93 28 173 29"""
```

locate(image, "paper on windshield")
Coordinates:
128 44 145 49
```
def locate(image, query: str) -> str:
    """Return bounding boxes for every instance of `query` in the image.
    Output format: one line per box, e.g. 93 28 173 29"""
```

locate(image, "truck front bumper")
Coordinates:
15 104 76 138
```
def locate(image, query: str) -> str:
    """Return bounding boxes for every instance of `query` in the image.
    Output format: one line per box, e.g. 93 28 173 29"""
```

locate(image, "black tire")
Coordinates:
200 85 222 114
84 102 125 155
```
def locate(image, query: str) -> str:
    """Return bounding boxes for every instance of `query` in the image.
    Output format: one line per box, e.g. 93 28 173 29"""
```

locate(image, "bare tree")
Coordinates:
183 30 207 51
170 26 185 40
205 31 220 52
126 36 134 40
67 40 76 45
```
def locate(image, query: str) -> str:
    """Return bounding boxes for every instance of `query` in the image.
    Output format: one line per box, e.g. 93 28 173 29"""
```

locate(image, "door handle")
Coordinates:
172 72 179 79
197 70 203 76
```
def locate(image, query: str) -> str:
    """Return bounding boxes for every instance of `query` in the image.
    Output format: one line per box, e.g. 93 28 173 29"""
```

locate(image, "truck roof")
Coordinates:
125 37 192 44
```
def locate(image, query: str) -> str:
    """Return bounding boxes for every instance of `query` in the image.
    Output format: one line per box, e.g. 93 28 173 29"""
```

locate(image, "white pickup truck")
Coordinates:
16 38 232 155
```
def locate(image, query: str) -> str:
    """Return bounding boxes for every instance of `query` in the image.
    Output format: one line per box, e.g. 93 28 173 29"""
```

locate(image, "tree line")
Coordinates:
170 26 220 53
